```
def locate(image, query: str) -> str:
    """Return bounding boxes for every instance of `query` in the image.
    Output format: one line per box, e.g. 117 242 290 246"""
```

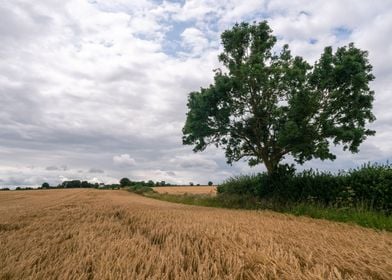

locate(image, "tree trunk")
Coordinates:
264 158 279 176
260 148 281 176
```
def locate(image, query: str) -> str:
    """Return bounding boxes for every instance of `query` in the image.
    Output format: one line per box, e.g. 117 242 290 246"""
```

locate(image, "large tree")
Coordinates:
183 21 375 175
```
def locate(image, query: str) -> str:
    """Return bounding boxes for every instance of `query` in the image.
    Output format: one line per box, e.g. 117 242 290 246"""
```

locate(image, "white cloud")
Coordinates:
113 154 136 166
0 0 391 187
181 27 209 56
89 168 105 174
170 154 218 170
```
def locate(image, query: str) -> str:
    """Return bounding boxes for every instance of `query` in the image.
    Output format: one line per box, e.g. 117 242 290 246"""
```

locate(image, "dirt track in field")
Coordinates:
1 189 391 279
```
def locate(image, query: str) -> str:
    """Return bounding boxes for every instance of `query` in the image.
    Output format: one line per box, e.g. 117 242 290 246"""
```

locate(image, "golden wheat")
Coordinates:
0 189 391 279
153 186 217 195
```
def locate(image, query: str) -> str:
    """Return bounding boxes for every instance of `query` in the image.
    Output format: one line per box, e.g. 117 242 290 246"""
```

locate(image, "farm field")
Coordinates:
153 185 217 195
1 189 392 279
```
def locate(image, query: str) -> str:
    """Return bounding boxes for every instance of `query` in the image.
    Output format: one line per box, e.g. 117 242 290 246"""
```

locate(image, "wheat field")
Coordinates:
0 189 391 279
153 186 217 195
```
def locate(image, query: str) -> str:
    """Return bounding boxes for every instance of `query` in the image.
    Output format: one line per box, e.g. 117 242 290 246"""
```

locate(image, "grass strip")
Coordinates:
144 192 392 231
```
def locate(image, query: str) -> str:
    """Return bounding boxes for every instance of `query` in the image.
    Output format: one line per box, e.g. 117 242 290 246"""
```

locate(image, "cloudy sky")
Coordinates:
1 0 391 187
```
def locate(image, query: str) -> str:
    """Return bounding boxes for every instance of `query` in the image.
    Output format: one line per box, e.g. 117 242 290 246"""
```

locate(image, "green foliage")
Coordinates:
120 178 132 187
81 181 90 188
147 192 392 231
217 174 261 196
127 183 155 194
146 192 259 209
54 180 97 189
39 180 98 189
98 184 120 190
147 180 155 187
62 180 82 188
218 163 392 213
34 178 172 191
208 181 213 186
183 21 375 174
15 187 34 191
289 203 392 231
120 178 171 188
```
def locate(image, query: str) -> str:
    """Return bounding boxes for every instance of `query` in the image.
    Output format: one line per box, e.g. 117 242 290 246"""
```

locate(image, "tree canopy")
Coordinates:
183 21 375 175
120 178 132 187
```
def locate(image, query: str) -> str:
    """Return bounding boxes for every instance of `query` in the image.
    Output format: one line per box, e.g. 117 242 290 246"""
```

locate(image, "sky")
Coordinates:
1 0 392 187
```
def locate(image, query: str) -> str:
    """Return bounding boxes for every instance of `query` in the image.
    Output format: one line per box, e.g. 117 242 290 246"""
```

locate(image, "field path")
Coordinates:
1 189 391 279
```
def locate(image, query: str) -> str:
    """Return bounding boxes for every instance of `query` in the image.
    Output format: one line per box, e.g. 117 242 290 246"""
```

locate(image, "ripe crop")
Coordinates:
1 189 391 279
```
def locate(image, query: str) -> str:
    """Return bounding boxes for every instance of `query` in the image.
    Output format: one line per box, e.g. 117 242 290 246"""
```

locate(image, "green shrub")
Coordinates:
347 163 392 210
147 192 392 231
218 163 392 213
217 174 261 196
127 184 154 194
120 178 132 187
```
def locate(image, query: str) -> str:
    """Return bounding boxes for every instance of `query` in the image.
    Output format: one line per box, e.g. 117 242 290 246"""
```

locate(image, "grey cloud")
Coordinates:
104 66 148 83
46 166 59 171
170 155 218 170
0 175 44 186
0 1 391 187
0 3 48 41
89 168 105 174
353 143 385 161
113 154 136 167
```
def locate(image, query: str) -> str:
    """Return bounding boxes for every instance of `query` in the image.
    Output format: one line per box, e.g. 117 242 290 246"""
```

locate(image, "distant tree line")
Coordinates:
120 178 213 187
0 178 214 191
40 180 121 190
120 178 174 188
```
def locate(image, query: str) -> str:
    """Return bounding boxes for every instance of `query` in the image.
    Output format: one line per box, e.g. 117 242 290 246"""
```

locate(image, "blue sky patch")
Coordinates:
161 20 196 56
333 26 352 40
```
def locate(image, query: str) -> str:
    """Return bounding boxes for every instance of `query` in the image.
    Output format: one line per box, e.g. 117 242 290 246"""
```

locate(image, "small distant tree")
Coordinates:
71 180 81 188
208 181 213 186
41 182 50 189
120 178 131 187
189 182 194 186
81 181 91 188
147 180 155 187
61 180 81 188
160 181 166 186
